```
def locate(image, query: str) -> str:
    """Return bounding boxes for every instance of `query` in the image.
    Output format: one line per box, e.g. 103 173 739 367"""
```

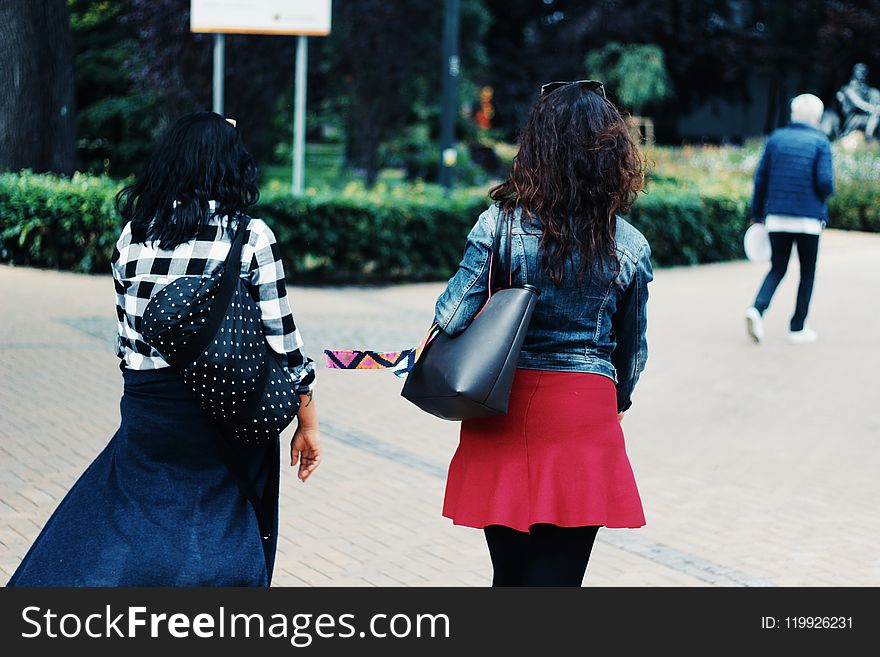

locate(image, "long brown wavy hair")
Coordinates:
490 84 646 285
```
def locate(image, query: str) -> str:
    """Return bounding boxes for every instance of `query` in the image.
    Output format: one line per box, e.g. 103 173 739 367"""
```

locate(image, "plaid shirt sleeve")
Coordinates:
111 232 128 361
244 219 316 395
111 222 163 368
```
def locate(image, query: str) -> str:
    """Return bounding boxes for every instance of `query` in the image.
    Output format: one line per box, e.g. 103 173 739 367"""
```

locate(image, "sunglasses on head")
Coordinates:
540 79 606 99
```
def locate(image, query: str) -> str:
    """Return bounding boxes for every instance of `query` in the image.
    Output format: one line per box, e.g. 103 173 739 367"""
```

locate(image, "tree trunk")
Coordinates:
0 0 76 174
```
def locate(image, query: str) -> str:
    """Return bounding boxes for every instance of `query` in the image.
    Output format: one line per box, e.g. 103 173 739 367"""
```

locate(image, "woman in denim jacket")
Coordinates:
435 81 651 587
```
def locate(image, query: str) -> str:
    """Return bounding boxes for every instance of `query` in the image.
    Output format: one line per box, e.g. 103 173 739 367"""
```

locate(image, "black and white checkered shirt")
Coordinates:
110 215 316 395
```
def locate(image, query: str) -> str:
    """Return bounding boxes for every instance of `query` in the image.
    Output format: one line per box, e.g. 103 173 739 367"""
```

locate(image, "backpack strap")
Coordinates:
172 217 276 549
173 218 249 366
214 433 277 543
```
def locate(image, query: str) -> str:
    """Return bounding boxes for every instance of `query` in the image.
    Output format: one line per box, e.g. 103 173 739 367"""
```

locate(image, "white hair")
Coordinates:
790 94 824 126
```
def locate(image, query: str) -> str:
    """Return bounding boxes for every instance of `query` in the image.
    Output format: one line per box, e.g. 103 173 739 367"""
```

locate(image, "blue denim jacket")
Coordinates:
434 203 652 412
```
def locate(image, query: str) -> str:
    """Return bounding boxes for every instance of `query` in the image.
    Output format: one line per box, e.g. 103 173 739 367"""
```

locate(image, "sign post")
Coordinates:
191 1 332 194
212 33 225 115
292 35 308 194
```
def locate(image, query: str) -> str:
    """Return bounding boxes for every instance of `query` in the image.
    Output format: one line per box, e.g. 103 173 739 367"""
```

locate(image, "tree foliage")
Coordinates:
112 0 489 186
314 0 490 185
125 0 297 166
482 0 880 139
69 0 159 176
13 0 880 180
585 42 672 114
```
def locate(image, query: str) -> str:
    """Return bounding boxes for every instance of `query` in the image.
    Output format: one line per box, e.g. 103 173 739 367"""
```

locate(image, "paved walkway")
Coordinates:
1 229 879 586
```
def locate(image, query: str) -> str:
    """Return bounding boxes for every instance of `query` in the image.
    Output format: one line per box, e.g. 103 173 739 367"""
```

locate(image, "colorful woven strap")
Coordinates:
324 324 440 377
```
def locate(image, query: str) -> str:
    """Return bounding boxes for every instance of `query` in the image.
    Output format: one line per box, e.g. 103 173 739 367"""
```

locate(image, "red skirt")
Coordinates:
443 369 645 532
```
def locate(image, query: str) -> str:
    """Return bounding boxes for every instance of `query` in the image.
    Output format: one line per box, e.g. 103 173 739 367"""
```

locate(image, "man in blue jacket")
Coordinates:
746 93 834 345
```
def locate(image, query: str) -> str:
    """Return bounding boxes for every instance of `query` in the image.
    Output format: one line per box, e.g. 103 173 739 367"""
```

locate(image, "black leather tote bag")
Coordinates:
401 211 539 421
142 218 300 444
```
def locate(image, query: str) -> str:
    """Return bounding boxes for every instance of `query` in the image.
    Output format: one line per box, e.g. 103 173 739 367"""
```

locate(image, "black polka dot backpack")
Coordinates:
142 217 300 444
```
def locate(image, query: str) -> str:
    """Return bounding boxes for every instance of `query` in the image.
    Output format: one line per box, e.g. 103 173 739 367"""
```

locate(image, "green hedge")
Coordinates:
828 182 880 232
1 170 877 281
256 189 487 282
629 182 749 266
0 171 122 273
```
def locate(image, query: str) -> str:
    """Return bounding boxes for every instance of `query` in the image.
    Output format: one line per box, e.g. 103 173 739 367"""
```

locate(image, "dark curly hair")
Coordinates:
117 112 260 249
490 84 646 285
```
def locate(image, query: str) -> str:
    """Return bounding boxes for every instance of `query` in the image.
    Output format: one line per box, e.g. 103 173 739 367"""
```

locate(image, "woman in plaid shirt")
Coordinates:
9 113 320 587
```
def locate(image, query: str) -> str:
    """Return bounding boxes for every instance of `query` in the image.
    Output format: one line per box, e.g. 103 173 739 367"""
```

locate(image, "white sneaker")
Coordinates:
788 327 818 344
745 307 764 343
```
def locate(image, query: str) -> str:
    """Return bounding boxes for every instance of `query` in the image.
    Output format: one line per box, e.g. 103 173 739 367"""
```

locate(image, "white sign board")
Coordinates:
191 0 332 36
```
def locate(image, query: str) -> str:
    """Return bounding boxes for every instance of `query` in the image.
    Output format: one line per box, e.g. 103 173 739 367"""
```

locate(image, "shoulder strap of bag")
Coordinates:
507 210 513 287
488 207 515 297
204 216 250 343
214 435 277 542
170 217 275 546
174 217 249 366
207 218 277 543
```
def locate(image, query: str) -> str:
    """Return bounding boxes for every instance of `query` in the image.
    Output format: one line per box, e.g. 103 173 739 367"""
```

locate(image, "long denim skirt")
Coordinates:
7 368 279 587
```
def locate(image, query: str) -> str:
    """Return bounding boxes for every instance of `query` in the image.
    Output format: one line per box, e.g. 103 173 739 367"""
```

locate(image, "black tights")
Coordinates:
484 524 600 587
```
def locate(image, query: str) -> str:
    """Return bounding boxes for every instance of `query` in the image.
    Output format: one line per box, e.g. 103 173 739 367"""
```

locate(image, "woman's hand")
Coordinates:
290 425 321 482
291 391 320 482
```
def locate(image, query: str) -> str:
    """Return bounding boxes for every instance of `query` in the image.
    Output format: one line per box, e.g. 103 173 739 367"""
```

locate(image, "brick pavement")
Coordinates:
1 228 879 586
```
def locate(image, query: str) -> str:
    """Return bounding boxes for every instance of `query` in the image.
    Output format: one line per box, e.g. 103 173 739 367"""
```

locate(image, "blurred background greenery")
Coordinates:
41 1 880 183
1 0 879 282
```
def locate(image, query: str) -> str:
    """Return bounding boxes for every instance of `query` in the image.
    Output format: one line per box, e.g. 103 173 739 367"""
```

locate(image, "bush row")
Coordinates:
1 171 876 281
629 182 750 266
0 171 122 273
827 183 880 232
255 189 488 282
